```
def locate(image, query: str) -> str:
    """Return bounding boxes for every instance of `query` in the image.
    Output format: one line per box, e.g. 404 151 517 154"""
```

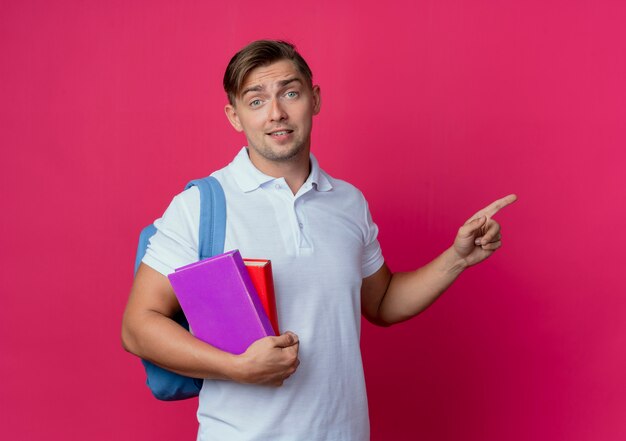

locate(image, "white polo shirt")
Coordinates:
144 147 384 441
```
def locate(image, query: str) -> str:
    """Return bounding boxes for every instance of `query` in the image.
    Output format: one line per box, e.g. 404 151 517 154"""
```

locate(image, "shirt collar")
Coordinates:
230 147 333 193
307 153 333 192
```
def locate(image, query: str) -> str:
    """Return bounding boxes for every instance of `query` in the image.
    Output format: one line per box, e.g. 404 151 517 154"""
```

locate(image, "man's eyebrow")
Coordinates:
241 84 264 97
277 77 303 88
240 77 303 98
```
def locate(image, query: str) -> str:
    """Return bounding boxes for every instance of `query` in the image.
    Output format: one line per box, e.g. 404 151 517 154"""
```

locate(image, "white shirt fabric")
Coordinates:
143 147 384 441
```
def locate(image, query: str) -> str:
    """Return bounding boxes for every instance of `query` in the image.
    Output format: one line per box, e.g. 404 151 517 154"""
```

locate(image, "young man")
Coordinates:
122 40 516 440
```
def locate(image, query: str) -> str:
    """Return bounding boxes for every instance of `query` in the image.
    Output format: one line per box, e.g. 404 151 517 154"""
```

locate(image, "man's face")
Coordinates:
225 59 321 167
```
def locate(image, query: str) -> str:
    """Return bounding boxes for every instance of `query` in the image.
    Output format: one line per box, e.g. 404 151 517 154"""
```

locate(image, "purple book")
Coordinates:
168 249 275 355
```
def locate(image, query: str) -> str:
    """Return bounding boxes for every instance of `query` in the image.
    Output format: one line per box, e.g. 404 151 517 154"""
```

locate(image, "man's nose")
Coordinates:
269 98 287 121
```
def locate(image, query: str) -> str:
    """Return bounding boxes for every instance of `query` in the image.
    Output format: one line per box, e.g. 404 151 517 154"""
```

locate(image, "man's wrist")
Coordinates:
218 352 241 382
193 346 242 382
441 247 469 276
226 352 251 383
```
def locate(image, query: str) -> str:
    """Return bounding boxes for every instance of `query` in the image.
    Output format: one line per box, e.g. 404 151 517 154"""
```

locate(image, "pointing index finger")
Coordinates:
470 194 518 220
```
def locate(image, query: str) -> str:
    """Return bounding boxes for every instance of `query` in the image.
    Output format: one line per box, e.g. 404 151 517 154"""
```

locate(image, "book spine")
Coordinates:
247 263 279 335
263 263 279 335
232 251 276 337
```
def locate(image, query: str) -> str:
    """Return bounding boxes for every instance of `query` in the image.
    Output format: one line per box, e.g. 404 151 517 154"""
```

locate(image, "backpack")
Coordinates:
133 176 226 400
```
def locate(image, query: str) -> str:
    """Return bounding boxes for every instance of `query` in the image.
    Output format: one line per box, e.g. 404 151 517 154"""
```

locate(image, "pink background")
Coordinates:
1 1 625 440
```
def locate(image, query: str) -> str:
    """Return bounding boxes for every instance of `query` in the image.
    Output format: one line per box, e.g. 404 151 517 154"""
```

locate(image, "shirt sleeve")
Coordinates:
142 186 201 276
361 197 385 278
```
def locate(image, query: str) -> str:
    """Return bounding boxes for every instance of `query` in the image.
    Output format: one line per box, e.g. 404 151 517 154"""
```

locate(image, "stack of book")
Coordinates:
168 249 279 355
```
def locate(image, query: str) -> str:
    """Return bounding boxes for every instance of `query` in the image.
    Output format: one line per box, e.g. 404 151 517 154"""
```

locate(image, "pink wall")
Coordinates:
1 1 625 439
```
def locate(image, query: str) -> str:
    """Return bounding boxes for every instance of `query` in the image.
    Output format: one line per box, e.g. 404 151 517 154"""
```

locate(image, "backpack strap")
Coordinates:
185 176 226 260
134 224 156 275
135 176 226 401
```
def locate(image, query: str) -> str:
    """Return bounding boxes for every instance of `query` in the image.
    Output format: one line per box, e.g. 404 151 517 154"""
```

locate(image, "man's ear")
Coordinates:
312 85 321 115
224 104 244 132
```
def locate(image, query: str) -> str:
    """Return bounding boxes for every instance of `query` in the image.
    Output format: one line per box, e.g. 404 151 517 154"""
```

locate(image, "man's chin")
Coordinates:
253 143 307 163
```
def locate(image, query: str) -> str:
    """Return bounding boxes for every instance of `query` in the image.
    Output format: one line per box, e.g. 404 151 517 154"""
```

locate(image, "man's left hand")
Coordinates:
452 194 518 267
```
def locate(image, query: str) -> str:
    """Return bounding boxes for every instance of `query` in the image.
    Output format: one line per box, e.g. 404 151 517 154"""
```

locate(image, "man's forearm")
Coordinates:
378 247 468 324
122 309 238 380
373 194 516 325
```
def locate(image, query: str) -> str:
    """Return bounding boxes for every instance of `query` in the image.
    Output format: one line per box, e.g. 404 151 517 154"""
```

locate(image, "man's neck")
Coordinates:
247 149 311 195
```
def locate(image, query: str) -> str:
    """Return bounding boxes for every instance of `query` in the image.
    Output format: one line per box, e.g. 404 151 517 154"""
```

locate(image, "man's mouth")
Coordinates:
267 129 293 137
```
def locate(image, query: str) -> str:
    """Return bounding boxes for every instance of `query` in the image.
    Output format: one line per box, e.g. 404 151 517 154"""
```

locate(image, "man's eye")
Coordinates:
250 99 262 107
286 91 299 98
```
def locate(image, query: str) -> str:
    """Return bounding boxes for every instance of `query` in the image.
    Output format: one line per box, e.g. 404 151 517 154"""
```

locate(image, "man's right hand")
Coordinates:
232 331 300 387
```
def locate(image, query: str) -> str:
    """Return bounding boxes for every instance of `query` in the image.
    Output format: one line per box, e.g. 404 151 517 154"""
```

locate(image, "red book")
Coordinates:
244 259 280 335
